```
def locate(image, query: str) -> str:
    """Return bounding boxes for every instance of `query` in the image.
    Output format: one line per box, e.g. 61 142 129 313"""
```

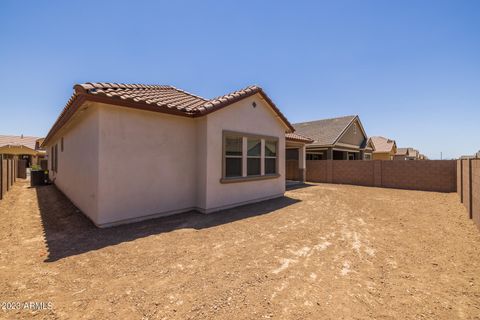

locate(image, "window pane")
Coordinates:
265 158 276 174
247 139 261 156
247 158 261 176
225 137 242 156
265 140 277 157
226 158 242 177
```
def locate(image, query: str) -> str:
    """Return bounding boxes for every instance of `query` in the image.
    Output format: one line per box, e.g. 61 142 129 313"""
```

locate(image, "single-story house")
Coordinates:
292 115 373 160
369 136 397 160
0 135 46 167
42 82 310 227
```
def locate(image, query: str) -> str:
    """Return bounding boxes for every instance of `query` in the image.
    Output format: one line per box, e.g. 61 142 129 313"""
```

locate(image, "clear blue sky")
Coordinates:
1 0 478 159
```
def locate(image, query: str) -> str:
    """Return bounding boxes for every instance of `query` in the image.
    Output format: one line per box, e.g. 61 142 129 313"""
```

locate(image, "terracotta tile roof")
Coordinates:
77 83 208 113
370 136 396 153
292 115 357 146
0 135 40 150
44 83 294 146
285 132 314 143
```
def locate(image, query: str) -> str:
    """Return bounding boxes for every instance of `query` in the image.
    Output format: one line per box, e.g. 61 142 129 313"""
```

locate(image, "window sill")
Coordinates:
220 174 281 184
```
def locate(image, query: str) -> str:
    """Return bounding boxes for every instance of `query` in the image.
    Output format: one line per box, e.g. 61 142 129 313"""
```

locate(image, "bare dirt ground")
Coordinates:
1 180 480 319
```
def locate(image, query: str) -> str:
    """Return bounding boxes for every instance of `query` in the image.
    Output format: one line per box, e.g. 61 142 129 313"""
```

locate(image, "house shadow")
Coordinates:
35 185 301 262
285 182 317 191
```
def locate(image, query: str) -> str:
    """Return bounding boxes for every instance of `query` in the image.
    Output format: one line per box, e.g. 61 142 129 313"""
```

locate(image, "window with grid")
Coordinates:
223 132 279 180
224 136 243 178
264 140 277 174
247 138 261 176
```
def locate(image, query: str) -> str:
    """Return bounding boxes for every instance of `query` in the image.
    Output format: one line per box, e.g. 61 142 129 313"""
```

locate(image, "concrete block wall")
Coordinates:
459 159 480 229
0 158 19 200
332 160 375 186
382 160 456 192
457 160 463 201
472 160 480 227
462 159 471 217
306 160 456 192
306 160 328 183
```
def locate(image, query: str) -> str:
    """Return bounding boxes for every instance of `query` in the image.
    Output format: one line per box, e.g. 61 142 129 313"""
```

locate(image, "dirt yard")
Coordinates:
1 181 479 319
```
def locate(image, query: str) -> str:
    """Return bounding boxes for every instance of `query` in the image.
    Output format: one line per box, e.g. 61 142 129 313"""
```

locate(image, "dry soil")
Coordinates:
1 180 479 319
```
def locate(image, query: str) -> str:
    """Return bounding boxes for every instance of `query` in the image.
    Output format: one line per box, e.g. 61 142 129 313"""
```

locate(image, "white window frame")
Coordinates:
264 139 278 175
247 137 262 176
222 131 279 183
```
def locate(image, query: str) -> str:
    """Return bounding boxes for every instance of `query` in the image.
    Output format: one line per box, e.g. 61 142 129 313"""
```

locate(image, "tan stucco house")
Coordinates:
42 82 304 227
292 115 373 160
369 136 397 160
0 135 46 167
394 147 421 160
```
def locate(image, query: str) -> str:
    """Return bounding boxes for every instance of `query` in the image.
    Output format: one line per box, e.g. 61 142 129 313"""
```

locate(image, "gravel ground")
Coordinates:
1 180 480 319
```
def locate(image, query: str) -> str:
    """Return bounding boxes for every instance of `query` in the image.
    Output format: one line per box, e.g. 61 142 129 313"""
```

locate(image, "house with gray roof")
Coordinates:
292 115 372 160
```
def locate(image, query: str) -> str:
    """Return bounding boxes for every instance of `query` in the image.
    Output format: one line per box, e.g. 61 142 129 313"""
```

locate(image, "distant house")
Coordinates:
42 82 309 227
370 136 397 160
293 115 372 160
395 147 420 160
0 135 46 167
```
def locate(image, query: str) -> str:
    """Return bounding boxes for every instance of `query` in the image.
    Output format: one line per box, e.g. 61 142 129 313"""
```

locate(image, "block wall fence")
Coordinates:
0 156 21 201
306 160 457 193
457 159 480 229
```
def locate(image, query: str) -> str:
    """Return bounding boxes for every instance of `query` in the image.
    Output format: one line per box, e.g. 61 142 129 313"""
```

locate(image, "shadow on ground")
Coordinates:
285 182 317 191
35 185 301 262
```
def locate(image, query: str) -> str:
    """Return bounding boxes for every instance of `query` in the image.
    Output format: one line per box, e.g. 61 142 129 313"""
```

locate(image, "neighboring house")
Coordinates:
42 82 302 227
285 133 314 181
292 115 372 160
394 147 420 160
0 135 46 167
370 136 397 160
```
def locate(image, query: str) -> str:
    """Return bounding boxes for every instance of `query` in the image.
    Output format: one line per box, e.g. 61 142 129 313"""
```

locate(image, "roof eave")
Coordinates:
43 85 295 147
195 88 294 133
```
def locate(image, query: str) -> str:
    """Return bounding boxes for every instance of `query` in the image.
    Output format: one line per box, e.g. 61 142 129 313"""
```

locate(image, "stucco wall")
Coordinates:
45 94 287 226
47 105 100 222
202 94 286 212
95 103 198 226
